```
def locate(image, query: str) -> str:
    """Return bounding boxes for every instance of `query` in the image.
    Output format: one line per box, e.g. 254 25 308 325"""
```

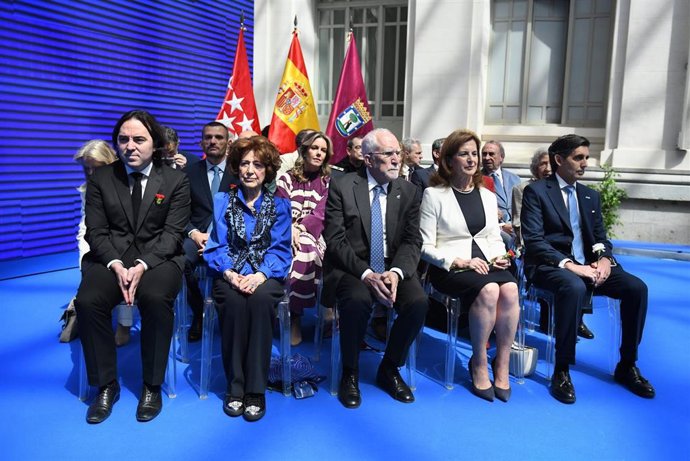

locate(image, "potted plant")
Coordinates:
592 164 626 237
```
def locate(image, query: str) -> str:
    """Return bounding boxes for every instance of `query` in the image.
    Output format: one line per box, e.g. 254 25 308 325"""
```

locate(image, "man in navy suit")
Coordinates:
521 134 654 404
182 122 237 341
481 140 521 247
323 128 428 409
410 137 444 191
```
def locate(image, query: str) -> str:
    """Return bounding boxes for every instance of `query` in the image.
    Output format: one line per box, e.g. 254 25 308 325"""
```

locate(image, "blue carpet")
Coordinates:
0 254 688 460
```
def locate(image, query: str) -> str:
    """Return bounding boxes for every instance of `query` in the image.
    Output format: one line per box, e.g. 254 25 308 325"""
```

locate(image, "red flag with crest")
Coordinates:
326 32 373 165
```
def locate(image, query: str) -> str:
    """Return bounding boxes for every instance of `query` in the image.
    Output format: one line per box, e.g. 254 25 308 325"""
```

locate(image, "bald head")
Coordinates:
238 130 259 139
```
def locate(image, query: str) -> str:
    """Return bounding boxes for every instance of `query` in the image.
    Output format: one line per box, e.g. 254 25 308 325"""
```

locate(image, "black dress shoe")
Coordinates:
338 370 361 409
243 394 266 422
469 356 494 402
136 384 162 422
86 380 120 424
550 370 576 404
223 394 244 417
376 362 415 403
614 363 655 398
577 321 595 339
188 316 202 342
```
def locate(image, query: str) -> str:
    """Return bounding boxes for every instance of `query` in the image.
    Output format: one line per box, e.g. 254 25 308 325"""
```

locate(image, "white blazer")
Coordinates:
420 185 507 271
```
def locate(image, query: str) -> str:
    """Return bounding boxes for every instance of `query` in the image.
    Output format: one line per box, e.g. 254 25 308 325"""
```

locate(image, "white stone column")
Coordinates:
404 0 490 151
253 0 318 132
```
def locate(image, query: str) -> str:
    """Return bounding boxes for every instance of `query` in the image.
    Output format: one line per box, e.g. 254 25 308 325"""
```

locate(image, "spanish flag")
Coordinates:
268 29 320 153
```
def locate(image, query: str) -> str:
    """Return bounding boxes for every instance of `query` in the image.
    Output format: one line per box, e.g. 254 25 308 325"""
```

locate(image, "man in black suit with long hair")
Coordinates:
75 110 190 423
521 134 654 404
323 128 428 409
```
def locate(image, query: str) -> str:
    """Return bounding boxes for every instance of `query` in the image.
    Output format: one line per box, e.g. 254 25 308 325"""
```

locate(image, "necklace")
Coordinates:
452 184 474 194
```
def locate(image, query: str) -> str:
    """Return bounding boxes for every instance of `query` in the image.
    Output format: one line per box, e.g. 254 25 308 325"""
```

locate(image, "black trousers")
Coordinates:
213 278 284 397
75 261 182 387
183 237 205 318
336 273 428 371
531 263 647 365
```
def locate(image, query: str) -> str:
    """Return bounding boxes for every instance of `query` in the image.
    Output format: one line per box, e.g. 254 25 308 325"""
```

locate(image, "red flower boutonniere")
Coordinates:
155 193 165 205
491 248 520 264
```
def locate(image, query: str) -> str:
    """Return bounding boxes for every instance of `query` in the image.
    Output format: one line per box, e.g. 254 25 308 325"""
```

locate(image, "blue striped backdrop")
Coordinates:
0 0 255 260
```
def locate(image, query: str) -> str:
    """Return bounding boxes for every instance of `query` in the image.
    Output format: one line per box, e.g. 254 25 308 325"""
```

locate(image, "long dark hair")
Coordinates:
111 110 169 161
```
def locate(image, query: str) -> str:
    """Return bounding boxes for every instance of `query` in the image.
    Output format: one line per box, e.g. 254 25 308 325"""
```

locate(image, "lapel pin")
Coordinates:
396 194 400 199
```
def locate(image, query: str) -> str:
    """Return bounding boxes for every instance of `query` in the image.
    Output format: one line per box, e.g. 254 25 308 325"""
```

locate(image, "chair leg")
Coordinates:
163 329 177 399
607 297 622 374
78 341 90 401
312 280 324 362
444 297 460 390
406 335 417 391
278 293 291 396
544 292 555 381
199 298 216 399
513 296 527 384
175 280 190 364
329 305 341 396
313 304 324 362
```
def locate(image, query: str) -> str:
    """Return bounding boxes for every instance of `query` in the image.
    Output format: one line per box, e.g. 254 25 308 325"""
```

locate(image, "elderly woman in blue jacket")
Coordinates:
204 136 291 422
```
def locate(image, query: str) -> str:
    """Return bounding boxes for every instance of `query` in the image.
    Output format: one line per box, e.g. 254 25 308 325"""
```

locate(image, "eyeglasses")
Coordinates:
370 150 401 158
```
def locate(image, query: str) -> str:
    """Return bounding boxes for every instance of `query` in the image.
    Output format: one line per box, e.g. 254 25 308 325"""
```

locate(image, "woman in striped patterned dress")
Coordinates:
276 131 333 346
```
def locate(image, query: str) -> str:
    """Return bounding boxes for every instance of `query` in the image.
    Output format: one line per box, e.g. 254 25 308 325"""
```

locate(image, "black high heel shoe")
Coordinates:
469 356 494 402
491 357 512 402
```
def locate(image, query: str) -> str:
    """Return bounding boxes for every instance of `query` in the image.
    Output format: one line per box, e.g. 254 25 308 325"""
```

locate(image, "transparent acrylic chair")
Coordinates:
522 283 622 380
327 300 419 396
77 289 186 401
422 278 462 390
196 265 292 399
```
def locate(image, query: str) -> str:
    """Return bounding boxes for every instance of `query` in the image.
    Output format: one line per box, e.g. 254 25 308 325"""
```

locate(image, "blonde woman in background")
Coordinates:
60 140 132 346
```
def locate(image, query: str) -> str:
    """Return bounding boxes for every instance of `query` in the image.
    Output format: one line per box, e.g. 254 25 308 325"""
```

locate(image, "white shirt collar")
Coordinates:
366 169 389 193
555 172 575 190
125 161 153 177
207 158 226 172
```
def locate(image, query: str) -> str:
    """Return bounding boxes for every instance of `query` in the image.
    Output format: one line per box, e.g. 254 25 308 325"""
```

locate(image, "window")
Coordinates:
487 0 613 126
316 0 407 120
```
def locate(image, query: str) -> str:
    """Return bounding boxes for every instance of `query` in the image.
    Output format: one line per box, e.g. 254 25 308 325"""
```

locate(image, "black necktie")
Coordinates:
131 172 143 221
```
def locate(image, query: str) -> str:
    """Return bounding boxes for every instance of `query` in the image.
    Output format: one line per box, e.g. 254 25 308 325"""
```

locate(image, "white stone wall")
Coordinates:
253 0 690 244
